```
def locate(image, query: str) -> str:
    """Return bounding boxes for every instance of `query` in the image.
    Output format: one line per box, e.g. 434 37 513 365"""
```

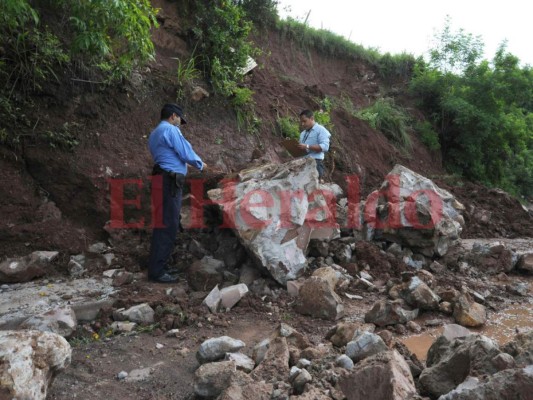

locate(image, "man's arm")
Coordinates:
168 128 204 170
316 126 330 153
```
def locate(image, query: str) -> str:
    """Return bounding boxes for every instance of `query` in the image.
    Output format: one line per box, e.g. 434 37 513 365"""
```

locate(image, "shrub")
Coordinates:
237 0 279 29
232 87 260 134
66 0 158 81
0 0 158 90
357 98 412 151
1 1 69 95
277 116 300 139
378 52 417 83
176 57 201 98
191 0 259 96
415 121 441 151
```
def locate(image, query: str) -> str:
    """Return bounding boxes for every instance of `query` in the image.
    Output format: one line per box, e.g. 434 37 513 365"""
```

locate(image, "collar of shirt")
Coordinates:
303 124 317 141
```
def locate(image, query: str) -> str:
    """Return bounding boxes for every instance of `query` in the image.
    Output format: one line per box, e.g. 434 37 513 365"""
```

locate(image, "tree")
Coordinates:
410 19 533 197
428 15 484 74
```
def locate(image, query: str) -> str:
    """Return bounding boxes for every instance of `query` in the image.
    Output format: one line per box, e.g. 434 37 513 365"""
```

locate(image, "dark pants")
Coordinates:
316 159 325 178
148 173 182 279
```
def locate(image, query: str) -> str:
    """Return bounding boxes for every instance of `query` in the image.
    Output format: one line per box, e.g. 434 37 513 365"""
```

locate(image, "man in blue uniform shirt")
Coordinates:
148 103 207 283
297 109 331 180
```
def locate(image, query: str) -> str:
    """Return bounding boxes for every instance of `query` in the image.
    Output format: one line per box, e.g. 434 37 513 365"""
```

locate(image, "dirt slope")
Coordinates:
0 0 531 259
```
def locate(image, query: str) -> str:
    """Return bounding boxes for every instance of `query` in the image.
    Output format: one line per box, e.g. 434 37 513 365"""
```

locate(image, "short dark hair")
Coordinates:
160 103 187 124
299 109 314 119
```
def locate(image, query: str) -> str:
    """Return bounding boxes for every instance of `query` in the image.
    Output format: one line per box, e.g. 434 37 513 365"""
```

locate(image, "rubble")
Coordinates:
0 330 71 400
197 336 246 364
208 158 341 285
362 165 464 257
0 251 58 283
113 303 155 324
339 350 417 400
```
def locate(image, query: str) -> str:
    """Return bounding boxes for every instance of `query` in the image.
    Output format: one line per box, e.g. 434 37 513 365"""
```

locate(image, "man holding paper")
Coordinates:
297 109 331 180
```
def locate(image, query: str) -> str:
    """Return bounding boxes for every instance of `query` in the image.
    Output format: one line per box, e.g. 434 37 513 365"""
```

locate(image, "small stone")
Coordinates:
111 322 137 333
117 371 128 380
336 354 354 370
406 321 422 333
297 359 312 369
166 329 180 337
197 336 246 364
177 348 190 357
156 343 164 349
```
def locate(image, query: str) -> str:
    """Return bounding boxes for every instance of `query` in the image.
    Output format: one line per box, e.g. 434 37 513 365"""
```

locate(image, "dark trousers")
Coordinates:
316 159 325 178
148 173 182 279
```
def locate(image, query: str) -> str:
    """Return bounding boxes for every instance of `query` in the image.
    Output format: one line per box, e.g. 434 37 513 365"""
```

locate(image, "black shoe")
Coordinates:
163 265 180 274
150 273 178 283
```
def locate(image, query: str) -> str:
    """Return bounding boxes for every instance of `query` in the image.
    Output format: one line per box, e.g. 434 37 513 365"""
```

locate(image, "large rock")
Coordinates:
339 350 416 400
19 306 77 338
394 276 441 311
517 253 533 273
465 243 514 274
438 366 533 400
453 294 487 327
197 336 246 365
502 330 533 367
0 278 117 330
251 336 290 382
188 256 225 291
208 158 341 285
294 276 344 320
219 379 273 400
326 322 375 347
113 303 155 324
363 165 463 257
364 299 418 327
345 332 388 363
289 387 331 399
0 251 58 283
0 330 71 400
194 361 237 398
420 334 501 398
252 323 311 368
224 353 255 373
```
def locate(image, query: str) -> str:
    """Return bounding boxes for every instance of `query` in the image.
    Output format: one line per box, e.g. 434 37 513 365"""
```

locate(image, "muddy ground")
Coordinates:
43 232 532 399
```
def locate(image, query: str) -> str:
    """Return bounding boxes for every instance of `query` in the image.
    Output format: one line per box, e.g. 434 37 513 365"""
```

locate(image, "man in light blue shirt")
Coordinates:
147 104 207 283
297 109 331 180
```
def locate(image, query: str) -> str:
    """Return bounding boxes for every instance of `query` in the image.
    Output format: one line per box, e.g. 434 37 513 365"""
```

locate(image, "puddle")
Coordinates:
402 304 533 361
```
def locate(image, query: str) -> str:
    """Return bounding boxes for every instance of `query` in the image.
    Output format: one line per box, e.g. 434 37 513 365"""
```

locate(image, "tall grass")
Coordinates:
276 17 416 82
356 98 412 151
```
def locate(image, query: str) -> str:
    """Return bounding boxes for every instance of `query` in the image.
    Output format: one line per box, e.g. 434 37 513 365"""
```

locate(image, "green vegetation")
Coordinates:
415 121 440 151
1 0 158 88
183 1 262 133
176 57 201 99
67 0 158 81
236 0 279 29
42 122 81 151
277 116 300 140
276 18 416 83
314 97 335 132
189 0 259 96
356 98 412 151
232 87 261 134
0 0 158 147
410 19 533 196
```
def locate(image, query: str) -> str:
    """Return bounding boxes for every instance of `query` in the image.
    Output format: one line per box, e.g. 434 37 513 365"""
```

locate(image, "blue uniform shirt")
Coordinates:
299 122 331 160
148 121 203 174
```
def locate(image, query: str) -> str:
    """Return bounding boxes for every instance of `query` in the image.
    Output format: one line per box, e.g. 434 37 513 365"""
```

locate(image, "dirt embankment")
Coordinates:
1 0 531 260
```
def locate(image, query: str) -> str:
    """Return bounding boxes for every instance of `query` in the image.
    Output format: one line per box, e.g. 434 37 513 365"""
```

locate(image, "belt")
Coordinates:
152 164 185 197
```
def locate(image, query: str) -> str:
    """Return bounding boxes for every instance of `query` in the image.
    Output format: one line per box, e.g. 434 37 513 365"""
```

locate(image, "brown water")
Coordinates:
402 304 533 361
